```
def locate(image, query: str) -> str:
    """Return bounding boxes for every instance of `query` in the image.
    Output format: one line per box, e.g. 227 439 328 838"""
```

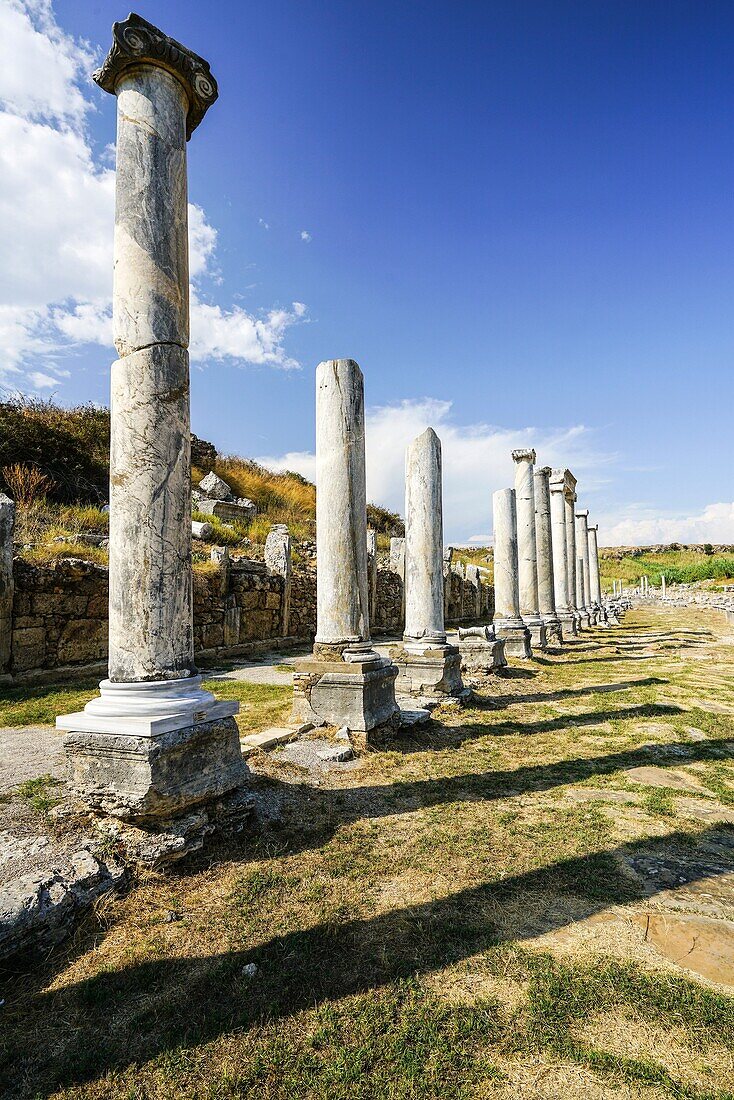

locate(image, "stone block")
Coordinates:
11 627 46 672
292 658 398 733
199 471 234 501
392 645 464 698
64 716 249 822
57 619 107 664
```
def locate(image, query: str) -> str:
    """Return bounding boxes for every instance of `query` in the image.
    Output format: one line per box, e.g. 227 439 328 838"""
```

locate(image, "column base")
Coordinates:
523 616 548 650
292 652 399 732
458 637 507 673
557 610 577 636
577 610 591 630
542 615 563 646
494 618 533 659
57 675 246 822
392 642 464 698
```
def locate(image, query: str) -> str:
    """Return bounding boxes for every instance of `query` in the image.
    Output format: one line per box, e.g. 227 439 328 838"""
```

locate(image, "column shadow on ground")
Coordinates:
3 819 733 1097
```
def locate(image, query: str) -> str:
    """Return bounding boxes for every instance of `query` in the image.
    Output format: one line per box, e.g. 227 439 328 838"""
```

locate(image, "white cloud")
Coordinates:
600 502 734 547
28 370 60 389
258 398 613 543
300 230 312 242
0 1 306 383
259 218 270 229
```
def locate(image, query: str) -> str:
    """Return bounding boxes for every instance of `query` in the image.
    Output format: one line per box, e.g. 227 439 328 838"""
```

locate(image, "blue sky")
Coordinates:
1 1 733 543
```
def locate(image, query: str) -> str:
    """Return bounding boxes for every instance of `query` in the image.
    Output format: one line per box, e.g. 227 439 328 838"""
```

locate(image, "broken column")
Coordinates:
549 469 576 636
534 466 563 645
265 523 292 637
576 510 596 625
390 535 406 625
57 14 246 820
366 529 378 626
0 493 14 680
564 472 585 629
292 360 398 732
661 573 666 598
512 449 547 649
492 488 532 658
393 428 463 697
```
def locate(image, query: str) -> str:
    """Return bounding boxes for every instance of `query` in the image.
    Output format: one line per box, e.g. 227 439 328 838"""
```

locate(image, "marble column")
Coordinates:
575 511 594 626
587 522 608 627
394 428 463 697
292 359 398 732
57 15 246 821
492 488 532 658
549 469 577 636
512 449 548 649
534 466 563 645
563 471 584 630
661 573 666 598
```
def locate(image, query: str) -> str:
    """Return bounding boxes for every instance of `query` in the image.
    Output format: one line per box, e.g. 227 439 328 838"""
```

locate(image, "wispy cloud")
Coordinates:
258 397 614 543
300 230 312 242
0 1 307 386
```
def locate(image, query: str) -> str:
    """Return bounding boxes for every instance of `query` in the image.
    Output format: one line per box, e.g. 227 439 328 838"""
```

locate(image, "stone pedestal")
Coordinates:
455 627 507 673
534 466 563 645
512 449 548 650
297 359 398 732
397 428 464 699
492 488 532 658
57 16 246 819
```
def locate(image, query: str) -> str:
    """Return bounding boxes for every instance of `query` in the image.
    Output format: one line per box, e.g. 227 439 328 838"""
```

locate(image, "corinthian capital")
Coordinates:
511 447 536 464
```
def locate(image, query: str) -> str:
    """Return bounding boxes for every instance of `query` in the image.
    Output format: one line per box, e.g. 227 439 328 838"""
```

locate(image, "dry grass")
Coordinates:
2 606 734 1098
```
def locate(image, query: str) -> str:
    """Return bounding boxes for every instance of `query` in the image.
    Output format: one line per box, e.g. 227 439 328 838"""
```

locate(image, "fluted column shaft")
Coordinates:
588 524 602 607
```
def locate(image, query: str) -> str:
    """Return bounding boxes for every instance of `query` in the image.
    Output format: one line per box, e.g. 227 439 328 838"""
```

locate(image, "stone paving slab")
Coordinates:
0 726 65 793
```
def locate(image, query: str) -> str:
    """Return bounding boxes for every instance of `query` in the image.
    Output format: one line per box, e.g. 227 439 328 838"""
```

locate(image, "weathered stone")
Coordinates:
197 497 256 523
400 427 463 698
512 449 547 650
192 519 213 540
533 466 562 645
0 493 14 674
58 18 243 822
492 488 532 658
549 468 577 635
199 471 234 502
575 511 593 628
265 524 291 636
300 359 398 732
64 716 247 822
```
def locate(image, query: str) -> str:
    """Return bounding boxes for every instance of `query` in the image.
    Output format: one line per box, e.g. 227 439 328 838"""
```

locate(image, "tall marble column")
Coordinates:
575 511 594 626
57 15 246 820
587 522 608 626
394 429 463 697
549 469 577 635
564 472 585 629
534 466 563 645
492 488 532 658
512 449 548 649
292 360 398 732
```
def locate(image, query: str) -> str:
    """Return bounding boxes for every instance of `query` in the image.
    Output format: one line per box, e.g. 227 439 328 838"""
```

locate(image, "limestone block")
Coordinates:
192 520 213 540
64 717 248 822
197 498 256 523
292 660 398 733
393 645 463 698
199 471 234 501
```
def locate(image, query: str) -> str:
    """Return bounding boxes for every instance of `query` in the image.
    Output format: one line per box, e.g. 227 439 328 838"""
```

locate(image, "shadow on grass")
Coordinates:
390 702 686 752
481 677 667 709
2 823 732 1097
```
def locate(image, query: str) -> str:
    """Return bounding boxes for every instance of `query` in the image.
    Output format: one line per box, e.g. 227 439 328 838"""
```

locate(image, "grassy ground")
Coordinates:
0 675 293 740
2 606 734 1098
599 549 734 590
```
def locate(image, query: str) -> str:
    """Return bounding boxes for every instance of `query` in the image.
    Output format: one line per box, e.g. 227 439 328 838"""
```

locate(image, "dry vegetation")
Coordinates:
2 605 734 1097
0 398 403 562
599 549 734 590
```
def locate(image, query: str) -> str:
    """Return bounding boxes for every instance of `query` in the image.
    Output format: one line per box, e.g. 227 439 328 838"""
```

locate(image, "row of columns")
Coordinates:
54 13 624 829
493 449 611 657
